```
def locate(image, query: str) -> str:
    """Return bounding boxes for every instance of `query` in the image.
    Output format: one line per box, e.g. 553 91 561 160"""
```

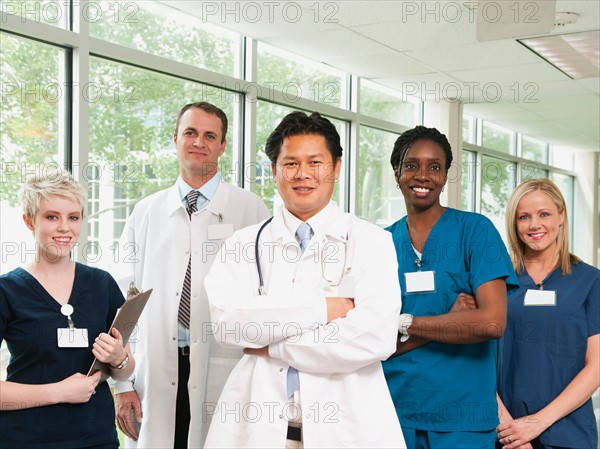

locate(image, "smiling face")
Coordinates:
272 134 341 222
396 139 448 212
24 195 82 262
174 108 226 187
516 190 565 258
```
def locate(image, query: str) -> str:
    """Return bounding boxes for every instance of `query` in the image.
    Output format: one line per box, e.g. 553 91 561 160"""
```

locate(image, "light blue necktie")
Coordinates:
287 222 313 398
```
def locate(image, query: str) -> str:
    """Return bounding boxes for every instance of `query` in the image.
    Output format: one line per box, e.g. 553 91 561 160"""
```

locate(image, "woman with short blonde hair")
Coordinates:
0 170 135 449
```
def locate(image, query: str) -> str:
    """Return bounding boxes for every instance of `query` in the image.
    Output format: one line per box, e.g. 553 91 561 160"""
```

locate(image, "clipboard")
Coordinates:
87 288 153 382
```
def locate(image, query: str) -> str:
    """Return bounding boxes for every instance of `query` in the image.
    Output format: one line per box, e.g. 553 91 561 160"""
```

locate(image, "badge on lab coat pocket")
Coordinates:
404 271 436 294
57 328 89 348
524 289 556 306
208 223 234 240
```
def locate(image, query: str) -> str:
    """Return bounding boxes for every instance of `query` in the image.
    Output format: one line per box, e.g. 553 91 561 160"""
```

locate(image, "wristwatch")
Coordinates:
112 354 129 370
398 314 414 342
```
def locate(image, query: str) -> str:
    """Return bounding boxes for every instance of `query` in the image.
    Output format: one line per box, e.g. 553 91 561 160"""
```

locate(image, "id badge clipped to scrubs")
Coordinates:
57 304 89 348
524 289 556 306
405 271 436 294
404 260 436 294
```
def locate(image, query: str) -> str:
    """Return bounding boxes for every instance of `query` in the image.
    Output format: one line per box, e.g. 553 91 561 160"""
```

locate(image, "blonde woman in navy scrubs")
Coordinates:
0 172 135 449
497 179 599 449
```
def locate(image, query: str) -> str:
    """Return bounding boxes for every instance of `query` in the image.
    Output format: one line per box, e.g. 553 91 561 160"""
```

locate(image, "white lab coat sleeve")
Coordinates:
256 199 270 222
205 231 328 349
112 208 140 395
268 228 401 374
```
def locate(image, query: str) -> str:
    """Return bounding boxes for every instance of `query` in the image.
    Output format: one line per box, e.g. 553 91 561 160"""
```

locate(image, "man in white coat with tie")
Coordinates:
113 102 269 448
204 111 406 448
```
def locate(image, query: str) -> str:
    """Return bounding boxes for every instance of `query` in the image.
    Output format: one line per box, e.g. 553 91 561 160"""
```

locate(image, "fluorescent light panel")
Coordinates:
519 30 599 79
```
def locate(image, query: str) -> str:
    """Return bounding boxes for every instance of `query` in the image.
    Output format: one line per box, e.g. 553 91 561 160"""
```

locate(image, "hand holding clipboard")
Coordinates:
87 288 152 382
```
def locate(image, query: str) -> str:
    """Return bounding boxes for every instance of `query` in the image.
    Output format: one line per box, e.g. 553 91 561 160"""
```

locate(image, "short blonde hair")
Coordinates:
505 178 579 275
19 170 87 221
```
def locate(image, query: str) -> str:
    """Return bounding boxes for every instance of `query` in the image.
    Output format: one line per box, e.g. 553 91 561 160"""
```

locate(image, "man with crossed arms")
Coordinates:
204 111 406 448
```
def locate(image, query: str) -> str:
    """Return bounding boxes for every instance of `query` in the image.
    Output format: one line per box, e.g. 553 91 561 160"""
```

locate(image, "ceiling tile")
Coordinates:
265 28 388 62
406 40 540 72
327 52 435 78
576 77 600 94
534 80 592 97
350 17 478 52
448 63 570 89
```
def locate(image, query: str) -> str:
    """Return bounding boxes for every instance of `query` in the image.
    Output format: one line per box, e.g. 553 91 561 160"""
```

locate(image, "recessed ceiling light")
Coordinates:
519 31 599 79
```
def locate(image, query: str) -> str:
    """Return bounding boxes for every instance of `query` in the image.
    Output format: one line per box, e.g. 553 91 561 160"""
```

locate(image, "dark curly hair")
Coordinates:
265 111 343 163
390 125 452 174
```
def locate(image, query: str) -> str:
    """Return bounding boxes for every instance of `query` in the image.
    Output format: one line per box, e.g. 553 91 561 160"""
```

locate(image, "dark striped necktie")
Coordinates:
178 190 200 328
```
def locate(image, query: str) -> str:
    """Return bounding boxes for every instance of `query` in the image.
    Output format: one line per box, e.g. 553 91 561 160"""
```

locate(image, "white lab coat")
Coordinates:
113 180 269 449
204 203 406 449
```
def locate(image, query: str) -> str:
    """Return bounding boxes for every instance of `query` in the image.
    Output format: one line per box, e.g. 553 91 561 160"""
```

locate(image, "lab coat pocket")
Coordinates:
206 357 241 405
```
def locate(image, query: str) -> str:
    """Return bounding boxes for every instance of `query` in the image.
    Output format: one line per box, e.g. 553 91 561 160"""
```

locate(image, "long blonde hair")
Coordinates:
505 178 579 275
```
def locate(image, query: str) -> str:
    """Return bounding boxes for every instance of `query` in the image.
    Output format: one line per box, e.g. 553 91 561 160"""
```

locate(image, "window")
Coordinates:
89 0 239 76
1 0 69 29
551 146 574 171
461 150 476 211
462 114 476 144
0 32 66 274
257 42 346 108
480 156 516 241
360 79 418 126
482 121 515 154
255 101 345 213
357 126 404 226
521 135 548 164
551 173 574 244
87 57 240 270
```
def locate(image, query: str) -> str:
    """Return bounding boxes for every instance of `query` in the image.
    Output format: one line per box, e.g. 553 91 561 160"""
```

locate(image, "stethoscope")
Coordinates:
254 217 353 295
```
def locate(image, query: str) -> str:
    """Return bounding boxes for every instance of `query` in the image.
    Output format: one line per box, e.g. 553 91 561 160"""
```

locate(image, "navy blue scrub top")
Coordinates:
0 263 124 449
498 260 600 449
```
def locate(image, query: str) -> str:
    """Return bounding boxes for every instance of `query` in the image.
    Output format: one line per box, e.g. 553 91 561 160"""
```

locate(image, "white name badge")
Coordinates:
207 223 234 240
337 274 355 299
57 328 89 348
405 271 436 293
524 289 556 306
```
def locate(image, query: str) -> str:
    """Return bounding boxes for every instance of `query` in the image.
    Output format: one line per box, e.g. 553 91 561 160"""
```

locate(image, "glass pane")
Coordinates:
357 126 405 226
257 42 346 108
520 163 548 182
255 101 344 213
87 57 240 270
462 114 475 144
480 156 516 242
521 135 548 163
482 121 515 154
551 146 574 170
461 150 476 211
1 33 64 274
551 173 574 246
1 0 68 28
360 79 418 126
89 0 238 76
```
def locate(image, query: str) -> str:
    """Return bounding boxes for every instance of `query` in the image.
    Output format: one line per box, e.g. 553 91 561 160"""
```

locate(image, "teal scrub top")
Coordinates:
383 208 518 432
498 261 599 449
